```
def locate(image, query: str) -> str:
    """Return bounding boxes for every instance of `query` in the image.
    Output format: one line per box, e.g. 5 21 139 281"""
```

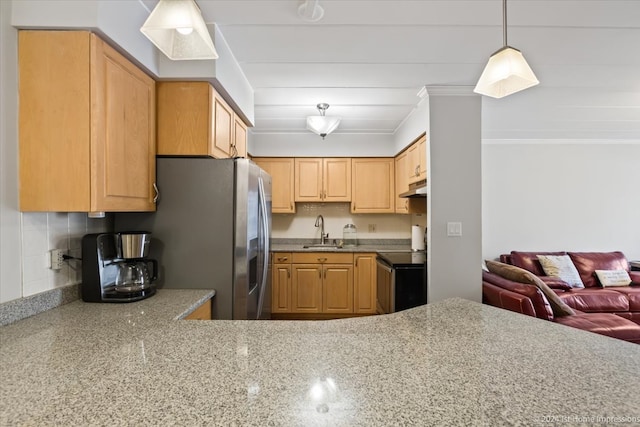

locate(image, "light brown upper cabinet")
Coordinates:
294 158 351 202
19 31 156 213
394 151 410 214
253 158 295 213
351 158 395 213
407 134 427 184
233 115 248 158
157 81 246 159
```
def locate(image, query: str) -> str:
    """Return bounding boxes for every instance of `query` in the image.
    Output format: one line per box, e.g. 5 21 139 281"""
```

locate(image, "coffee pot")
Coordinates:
115 260 158 293
81 232 158 303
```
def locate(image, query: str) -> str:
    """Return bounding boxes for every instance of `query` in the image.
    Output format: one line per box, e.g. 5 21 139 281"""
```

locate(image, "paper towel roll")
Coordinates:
411 225 425 251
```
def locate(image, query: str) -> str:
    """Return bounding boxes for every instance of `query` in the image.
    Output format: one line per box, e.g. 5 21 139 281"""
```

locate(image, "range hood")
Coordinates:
399 179 427 198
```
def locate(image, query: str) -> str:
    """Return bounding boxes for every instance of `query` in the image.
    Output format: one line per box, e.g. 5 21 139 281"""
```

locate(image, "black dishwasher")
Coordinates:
376 252 427 314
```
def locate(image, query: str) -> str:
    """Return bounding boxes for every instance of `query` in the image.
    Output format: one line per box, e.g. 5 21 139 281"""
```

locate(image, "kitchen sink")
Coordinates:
302 244 343 249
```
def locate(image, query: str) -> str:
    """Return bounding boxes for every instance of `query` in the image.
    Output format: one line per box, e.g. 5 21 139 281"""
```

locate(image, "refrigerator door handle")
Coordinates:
256 175 269 319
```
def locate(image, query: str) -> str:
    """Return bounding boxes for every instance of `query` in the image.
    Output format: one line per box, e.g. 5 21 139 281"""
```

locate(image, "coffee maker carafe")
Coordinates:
81 232 158 303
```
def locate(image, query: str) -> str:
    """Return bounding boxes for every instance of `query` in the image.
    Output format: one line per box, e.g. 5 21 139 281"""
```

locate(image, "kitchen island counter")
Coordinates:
1 291 638 426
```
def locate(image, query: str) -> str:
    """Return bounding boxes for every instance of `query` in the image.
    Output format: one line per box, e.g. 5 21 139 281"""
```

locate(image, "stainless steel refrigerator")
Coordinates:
114 158 271 320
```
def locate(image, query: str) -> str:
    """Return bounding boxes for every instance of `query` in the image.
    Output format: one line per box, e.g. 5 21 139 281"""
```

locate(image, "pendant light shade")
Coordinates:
306 103 341 139
474 0 539 98
141 0 218 60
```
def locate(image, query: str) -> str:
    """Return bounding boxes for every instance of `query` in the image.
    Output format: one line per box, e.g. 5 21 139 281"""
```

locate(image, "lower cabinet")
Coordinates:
271 252 376 318
354 253 377 314
184 298 212 320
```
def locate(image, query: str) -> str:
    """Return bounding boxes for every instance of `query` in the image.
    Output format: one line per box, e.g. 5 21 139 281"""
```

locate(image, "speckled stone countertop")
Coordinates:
1 291 639 426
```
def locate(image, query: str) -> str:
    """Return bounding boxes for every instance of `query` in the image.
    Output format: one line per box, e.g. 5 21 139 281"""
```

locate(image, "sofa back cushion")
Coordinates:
509 251 567 276
485 260 575 317
482 271 554 320
568 252 630 288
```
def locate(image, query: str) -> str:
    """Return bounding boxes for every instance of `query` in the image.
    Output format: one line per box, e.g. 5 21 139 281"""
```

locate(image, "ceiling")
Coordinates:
172 1 640 137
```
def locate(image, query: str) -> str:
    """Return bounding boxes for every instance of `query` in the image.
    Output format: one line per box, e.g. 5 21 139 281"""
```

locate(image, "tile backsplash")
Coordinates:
272 203 426 240
20 212 110 297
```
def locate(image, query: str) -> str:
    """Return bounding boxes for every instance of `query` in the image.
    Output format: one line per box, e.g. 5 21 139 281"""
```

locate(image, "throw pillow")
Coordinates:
595 270 632 287
485 260 575 317
536 255 585 288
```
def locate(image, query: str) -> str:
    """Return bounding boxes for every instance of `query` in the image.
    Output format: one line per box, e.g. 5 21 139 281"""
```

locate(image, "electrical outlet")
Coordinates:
368 224 377 233
50 249 65 270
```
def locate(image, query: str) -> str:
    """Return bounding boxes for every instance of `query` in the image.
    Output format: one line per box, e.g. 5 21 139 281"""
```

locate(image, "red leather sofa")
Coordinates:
482 251 640 344
500 251 640 325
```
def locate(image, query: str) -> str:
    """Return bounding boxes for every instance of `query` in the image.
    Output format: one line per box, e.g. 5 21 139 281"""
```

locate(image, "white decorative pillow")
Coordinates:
595 269 632 287
536 254 585 288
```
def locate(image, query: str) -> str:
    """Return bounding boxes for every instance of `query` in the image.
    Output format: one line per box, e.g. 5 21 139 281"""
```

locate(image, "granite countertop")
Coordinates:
1 291 639 426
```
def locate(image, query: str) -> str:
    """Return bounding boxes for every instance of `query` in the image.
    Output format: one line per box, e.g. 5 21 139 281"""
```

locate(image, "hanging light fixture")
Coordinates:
474 0 539 98
141 0 218 60
306 103 341 139
298 0 325 22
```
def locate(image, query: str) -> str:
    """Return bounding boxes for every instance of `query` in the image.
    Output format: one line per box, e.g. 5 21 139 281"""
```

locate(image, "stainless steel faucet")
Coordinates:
315 214 329 244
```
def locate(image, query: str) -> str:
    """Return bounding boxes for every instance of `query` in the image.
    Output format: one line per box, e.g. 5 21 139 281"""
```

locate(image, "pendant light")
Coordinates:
306 103 341 139
474 0 539 98
141 0 218 60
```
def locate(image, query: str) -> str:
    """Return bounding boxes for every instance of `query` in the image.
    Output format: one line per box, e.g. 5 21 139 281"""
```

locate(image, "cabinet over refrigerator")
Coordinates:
115 158 271 320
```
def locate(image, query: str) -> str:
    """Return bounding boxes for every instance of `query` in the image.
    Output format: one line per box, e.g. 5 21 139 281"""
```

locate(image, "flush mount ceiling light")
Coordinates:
474 0 539 98
140 0 218 60
298 0 325 22
306 103 341 139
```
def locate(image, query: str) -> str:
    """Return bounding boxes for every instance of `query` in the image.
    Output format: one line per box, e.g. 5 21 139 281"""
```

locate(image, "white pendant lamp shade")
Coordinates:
306 103 341 139
474 0 539 98
474 46 539 98
141 0 218 60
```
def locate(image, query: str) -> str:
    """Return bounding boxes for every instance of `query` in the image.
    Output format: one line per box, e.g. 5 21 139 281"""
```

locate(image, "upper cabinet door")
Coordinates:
351 158 395 213
295 158 323 202
211 91 234 159
253 158 295 213
394 151 409 214
91 34 156 212
19 30 156 213
233 115 248 158
407 134 427 184
323 158 351 202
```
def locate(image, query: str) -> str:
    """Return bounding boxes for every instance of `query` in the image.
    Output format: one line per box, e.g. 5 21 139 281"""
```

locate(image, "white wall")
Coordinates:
272 202 425 241
426 87 482 303
483 140 640 262
248 133 395 157
0 0 21 303
1 1 109 304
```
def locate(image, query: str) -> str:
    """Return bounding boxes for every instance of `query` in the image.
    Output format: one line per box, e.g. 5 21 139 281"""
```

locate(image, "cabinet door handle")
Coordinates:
318 269 322 279
318 258 327 262
153 183 159 203
277 257 288 262
324 268 327 279
415 166 420 176
287 268 290 278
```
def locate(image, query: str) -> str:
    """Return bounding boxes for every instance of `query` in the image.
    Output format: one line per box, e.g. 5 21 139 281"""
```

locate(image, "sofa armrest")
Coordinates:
482 271 554 320
629 271 640 286
483 282 537 318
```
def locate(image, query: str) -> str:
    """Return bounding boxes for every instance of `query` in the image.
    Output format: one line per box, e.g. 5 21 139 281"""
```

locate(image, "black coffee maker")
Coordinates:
81 232 158 303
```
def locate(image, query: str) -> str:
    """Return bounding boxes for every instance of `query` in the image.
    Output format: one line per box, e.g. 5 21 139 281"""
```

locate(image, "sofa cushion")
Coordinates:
554 313 640 344
558 288 630 313
595 269 632 287
606 287 640 312
482 271 554 321
537 254 585 288
568 251 630 288
509 251 567 276
485 260 575 317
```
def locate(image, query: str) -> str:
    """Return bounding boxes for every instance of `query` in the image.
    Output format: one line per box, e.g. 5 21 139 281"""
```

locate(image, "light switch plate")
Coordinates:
447 222 462 237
